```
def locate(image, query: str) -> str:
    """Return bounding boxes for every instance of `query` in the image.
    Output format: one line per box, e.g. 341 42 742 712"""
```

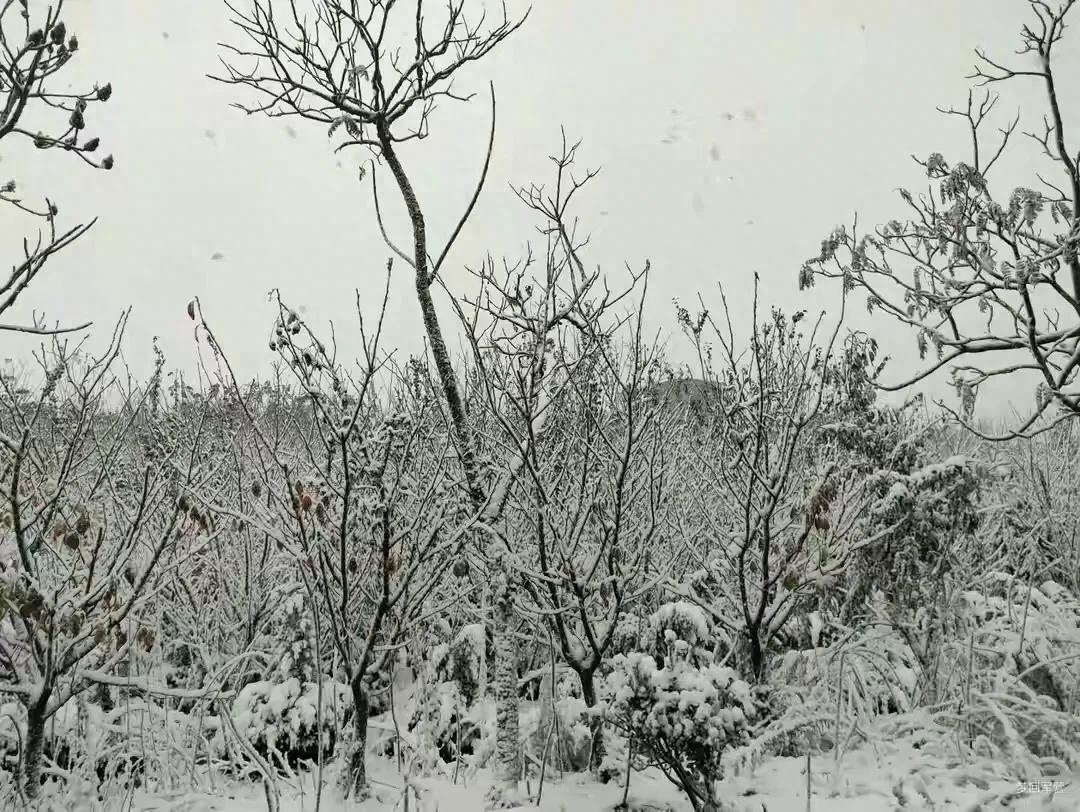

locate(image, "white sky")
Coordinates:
3 1 1076 416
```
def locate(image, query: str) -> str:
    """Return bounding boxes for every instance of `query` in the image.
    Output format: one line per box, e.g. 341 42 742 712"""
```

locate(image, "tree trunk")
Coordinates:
578 668 605 772
377 111 523 810
376 122 484 510
21 696 48 800
94 681 114 712
745 626 765 681
492 578 520 789
341 678 370 799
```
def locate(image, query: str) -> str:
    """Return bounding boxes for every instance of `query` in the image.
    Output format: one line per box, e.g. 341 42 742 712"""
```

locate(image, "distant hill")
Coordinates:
638 378 730 430
642 378 723 410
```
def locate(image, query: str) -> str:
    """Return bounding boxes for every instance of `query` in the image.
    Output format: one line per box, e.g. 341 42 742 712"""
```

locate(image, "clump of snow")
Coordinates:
649 601 711 648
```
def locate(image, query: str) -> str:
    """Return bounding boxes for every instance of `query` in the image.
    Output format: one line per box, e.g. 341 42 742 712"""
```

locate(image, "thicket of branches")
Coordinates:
1 1 1079 811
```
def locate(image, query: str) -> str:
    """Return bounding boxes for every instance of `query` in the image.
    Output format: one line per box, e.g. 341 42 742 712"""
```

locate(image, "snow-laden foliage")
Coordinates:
213 678 349 769
600 650 762 811
276 593 318 686
648 601 711 651
933 573 1080 775
776 620 920 722
597 603 767 811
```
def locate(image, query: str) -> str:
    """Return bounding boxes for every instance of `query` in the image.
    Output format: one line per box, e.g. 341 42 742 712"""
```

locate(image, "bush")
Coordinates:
210 678 347 770
599 648 762 812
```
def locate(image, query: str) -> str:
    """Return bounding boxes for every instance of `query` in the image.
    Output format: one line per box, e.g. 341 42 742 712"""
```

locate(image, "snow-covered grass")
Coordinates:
101 730 1078 812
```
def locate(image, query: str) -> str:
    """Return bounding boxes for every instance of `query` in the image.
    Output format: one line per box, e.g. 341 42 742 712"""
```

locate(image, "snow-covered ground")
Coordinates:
115 735 1078 812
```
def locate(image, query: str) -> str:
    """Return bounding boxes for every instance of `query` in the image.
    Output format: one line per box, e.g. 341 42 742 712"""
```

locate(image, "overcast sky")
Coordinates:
3 1 1075 414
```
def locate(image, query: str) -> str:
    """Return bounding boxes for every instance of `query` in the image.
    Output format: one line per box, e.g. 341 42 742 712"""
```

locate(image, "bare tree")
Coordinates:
801 0 1080 438
669 288 851 680
447 134 653 781
195 286 480 798
151 370 291 694
0 326 212 799
214 0 526 509
1 0 114 335
213 4 549 799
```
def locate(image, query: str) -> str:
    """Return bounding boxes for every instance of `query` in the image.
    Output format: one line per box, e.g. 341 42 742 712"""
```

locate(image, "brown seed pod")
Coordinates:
63 532 80 550
300 493 313 512
452 558 469 578
20 595 43 620
75 512 91 534
136 627 156 652
385 552 400 575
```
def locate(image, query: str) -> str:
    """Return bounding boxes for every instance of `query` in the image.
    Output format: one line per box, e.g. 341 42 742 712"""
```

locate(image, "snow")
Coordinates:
108 735 1080 811
649 601 711 647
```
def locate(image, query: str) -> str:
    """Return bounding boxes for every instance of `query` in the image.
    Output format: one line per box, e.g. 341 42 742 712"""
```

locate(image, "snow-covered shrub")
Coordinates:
408 622 496 766
769 618 920 757
609 610 647 656
439 623 488 706
276 592 317 684
410 681 498 771
818 454 985 694
854 456 982 607
777 616 919 714
211 678 348 770
938 573 1080 774
523 670 594 774
599 650 762 812
961 575 1080 710
413 680 479 764
203 589 347 771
